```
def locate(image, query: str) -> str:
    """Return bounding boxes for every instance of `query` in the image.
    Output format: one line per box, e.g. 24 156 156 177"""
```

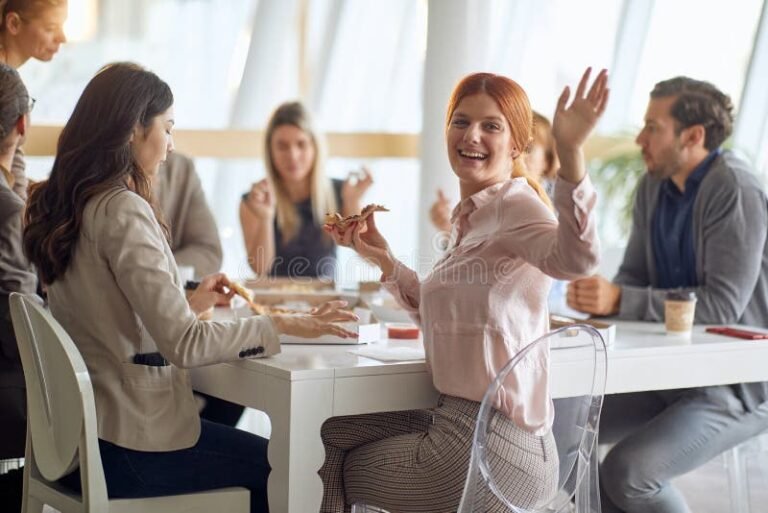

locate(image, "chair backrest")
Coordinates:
458 325 607 513
9 292 109 508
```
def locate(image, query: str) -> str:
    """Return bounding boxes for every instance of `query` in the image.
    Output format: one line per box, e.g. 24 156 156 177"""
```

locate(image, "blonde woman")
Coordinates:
240 101 372 279
0 0 66 199
0 0 67 68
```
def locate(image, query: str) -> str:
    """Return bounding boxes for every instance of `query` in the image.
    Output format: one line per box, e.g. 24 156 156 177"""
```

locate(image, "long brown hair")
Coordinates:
446 73 552 209
264 101 336 242
24 62 173 284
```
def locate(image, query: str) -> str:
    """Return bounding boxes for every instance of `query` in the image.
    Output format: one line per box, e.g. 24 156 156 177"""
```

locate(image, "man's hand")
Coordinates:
567 275 621 316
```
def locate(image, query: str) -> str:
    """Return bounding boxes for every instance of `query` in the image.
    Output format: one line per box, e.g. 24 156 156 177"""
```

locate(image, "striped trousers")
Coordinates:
318 395 558 513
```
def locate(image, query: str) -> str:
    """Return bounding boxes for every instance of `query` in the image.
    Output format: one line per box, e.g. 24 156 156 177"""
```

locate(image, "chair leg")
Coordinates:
724 445 750 513
21 494 44 513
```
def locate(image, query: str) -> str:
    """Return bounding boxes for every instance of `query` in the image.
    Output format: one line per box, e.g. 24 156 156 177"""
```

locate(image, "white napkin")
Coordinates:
350 346 425 362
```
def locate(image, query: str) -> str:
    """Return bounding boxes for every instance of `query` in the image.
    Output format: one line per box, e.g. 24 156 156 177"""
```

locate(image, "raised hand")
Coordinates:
324 213 395 276
552 68 609 152
341 166 374 207
270 300 359 339
242 178 275 220
552 67 609 183
429 189 452 233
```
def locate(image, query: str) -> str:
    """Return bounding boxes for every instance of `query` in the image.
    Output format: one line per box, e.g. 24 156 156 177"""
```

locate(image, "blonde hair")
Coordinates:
264 101 337 242
1 0 66 32
531 111 559 180
446 73 552 210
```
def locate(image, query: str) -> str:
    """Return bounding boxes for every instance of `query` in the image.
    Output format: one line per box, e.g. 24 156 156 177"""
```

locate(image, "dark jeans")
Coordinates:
0 467 23 513
60 419 270 513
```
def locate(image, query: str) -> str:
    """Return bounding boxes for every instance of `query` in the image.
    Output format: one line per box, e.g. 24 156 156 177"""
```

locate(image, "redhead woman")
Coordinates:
23 62 357 513
430 110 559 233
320 68 608 512
240 101 372 279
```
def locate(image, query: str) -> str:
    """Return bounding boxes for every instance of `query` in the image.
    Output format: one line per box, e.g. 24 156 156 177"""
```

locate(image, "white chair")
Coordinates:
9 292 250 513
352 325 607 513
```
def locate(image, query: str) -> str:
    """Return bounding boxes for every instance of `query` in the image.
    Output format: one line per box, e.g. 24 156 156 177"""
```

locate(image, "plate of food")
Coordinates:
229 288 380 345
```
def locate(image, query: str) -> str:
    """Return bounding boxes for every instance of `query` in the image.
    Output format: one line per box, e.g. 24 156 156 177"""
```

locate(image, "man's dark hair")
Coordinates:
651 77 734 150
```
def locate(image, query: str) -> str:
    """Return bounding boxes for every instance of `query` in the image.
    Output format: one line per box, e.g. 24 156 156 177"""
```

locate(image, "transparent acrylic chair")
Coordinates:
9 293 250 513
352 325 607 513
724 429 768 513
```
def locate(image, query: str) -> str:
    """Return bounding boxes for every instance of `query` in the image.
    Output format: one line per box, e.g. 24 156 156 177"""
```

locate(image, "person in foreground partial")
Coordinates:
0 61 36 512
22 62 357 513
320 67 608 513
567 77 768 513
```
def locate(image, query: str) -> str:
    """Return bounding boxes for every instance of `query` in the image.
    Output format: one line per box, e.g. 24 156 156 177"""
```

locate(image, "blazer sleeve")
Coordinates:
498 177 600 280
617 176 767 323
98 192 279 368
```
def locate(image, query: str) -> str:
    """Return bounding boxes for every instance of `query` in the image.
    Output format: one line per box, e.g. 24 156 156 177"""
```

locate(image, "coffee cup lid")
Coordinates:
666 290 696 301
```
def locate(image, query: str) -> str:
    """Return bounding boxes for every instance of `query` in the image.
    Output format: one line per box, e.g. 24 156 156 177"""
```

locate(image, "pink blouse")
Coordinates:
384 176 599 434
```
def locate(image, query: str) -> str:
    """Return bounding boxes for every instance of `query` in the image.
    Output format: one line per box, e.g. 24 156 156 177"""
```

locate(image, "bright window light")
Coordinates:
63 0 98 42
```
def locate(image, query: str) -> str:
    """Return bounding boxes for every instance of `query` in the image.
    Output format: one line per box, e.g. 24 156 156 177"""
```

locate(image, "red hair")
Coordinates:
446 73 552 209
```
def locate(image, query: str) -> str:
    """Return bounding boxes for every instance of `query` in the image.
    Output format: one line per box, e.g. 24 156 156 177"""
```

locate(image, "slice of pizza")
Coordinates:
324 204 389 230
228 281 260 310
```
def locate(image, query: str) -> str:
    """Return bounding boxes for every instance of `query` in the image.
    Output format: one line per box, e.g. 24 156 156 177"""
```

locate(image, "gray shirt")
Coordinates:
615 150 768 410
0 158 37 370
153 152 223 277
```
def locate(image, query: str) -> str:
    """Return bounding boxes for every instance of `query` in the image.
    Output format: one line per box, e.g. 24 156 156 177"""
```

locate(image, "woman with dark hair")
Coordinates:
240 101 372 279
23 62 357 513
0 61 34 509
320 68 608 512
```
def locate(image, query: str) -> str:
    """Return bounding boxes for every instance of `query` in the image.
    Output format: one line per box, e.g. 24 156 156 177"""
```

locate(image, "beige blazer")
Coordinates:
47 186 280 451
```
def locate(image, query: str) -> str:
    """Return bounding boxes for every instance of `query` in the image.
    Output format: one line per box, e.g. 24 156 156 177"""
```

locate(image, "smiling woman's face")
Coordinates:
446 93 515 188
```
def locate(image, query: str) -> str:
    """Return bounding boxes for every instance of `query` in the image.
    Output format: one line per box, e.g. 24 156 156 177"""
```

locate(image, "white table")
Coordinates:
191 319 768 513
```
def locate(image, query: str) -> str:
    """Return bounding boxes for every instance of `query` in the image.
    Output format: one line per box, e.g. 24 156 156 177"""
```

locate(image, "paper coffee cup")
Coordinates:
664 291 697 336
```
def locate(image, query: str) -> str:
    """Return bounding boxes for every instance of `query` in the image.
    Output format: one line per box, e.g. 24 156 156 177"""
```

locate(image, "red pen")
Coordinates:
705 326 768 340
